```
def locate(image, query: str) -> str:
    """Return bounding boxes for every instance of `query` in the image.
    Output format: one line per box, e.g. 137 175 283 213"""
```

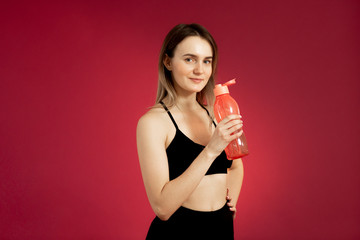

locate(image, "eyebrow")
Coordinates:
182 54 213 59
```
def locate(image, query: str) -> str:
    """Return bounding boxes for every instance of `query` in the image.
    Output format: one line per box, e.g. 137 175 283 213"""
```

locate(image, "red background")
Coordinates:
1 0 359 239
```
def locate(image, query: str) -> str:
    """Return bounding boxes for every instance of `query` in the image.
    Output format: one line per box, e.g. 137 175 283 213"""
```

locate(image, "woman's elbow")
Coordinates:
153 204 172 221
157 213 171 221
152 204 173 221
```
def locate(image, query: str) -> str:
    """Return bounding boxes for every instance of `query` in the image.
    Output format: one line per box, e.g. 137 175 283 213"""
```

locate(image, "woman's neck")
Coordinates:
174 93 201 112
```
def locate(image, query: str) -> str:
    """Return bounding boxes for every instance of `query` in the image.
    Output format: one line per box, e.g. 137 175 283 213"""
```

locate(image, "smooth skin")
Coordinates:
137 36 244 221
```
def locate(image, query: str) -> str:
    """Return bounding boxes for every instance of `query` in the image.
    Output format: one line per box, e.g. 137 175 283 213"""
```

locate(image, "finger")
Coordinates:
217 125 242 143
223 119 243 130
228 130 244 142
220 121 242 135
236 130 244 138
227 122 243 133
229 206 236 212
225 126 243 141
221 115 242 125
228 205 236 211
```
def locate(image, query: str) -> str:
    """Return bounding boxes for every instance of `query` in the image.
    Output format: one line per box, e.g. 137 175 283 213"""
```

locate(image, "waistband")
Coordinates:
175 202 229 218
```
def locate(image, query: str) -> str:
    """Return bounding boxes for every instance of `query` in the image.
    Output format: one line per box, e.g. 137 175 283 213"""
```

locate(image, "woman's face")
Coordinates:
165 36 213 95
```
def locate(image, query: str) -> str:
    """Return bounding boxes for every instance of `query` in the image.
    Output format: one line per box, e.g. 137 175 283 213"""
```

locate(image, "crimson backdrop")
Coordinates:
1 0 359 239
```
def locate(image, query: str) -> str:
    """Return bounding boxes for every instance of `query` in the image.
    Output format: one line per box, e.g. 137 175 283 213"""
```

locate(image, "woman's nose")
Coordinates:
194 62 204 74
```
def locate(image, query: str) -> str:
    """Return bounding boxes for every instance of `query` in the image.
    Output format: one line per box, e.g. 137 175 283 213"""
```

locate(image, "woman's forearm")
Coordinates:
227 159 244 206
154 147 217 221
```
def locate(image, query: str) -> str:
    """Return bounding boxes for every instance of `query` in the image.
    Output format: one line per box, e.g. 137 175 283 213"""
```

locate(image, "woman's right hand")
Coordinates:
205 114 244 158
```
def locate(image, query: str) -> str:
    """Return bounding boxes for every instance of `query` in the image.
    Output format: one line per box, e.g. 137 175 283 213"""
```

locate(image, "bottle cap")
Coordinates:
214 79 236 96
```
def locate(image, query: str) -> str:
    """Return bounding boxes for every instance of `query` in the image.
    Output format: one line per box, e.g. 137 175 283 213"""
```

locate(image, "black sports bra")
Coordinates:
160 101 232 180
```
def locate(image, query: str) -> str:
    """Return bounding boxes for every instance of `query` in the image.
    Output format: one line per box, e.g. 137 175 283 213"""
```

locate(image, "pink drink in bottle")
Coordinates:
213 79 249 160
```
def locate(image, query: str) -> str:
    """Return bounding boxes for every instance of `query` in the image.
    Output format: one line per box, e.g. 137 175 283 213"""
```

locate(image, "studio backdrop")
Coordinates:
1 0 359 239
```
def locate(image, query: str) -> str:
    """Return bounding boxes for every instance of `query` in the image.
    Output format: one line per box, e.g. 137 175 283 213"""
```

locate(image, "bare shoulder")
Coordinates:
137 104 166 128
136 104 170 169
136 104 170 139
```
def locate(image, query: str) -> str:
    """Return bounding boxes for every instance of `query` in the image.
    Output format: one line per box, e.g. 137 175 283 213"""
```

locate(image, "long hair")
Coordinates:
155 23 218 110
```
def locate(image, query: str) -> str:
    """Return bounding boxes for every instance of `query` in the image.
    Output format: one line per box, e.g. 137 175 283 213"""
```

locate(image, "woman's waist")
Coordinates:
182 174 227 211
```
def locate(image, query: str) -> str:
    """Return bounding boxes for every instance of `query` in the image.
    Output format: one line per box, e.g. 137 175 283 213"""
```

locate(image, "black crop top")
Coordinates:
160 101 232 180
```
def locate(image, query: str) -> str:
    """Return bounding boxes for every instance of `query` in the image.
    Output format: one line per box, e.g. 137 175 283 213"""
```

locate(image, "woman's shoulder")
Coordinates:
137 103 169 132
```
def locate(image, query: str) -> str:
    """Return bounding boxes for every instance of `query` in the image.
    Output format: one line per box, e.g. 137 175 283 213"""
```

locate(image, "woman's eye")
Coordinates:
204 60 212 64
185 58 193 63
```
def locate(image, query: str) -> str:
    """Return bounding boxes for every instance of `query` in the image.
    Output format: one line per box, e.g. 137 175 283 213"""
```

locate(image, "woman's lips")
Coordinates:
189 78 203 83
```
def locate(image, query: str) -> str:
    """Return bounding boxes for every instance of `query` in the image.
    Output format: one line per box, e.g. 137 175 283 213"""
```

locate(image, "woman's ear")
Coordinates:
163 54 172 71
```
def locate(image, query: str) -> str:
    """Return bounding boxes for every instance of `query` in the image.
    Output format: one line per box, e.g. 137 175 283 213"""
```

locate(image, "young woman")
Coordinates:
136 23 244 240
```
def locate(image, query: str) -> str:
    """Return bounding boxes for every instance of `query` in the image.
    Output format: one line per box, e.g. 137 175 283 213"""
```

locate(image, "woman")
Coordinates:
137 23 244 240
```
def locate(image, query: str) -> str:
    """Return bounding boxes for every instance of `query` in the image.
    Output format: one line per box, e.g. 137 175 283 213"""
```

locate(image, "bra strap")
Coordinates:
160 101 179 130
199 104 217 127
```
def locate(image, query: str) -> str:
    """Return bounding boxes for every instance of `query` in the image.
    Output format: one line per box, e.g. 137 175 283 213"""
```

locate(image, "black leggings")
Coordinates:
146 203 234 240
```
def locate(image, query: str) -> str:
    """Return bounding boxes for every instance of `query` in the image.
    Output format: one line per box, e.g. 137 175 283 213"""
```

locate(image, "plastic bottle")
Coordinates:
213 79 249 160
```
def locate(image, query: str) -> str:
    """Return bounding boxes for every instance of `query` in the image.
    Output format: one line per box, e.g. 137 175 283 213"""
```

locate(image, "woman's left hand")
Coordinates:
226 188 236 220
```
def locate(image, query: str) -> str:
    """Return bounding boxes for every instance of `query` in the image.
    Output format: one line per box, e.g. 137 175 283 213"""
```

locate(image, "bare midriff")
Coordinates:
181 174 227 212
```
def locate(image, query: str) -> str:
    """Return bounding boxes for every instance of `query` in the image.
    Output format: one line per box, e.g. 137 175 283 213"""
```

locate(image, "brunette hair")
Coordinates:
155 23 218 109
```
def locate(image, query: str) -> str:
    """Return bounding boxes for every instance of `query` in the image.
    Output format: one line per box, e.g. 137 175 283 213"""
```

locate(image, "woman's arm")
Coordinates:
137 113 216 221
226 158 244 217
137 112 243 221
